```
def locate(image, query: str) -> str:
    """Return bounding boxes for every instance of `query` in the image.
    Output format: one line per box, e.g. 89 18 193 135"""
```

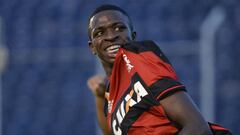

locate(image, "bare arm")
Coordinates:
87 75 110 135
160 91 213 135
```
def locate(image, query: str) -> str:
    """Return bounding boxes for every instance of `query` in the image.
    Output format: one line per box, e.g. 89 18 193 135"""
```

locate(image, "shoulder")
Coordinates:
123 40 159 53
123 40 171 64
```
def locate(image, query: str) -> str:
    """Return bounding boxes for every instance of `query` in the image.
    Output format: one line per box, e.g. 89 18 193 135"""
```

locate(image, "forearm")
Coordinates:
95 97 110 135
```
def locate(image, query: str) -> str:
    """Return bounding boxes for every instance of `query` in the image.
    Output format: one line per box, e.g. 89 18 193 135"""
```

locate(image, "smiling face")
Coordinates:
88 10 136 66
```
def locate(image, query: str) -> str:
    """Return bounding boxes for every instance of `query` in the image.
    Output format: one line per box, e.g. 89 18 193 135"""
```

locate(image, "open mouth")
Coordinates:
105 45 121 54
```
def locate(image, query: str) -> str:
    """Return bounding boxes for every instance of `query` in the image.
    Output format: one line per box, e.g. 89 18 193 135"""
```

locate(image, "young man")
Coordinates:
87 4 231 135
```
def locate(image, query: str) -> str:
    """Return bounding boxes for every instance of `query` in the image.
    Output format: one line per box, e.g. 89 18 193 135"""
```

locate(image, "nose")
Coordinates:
104 29 118 41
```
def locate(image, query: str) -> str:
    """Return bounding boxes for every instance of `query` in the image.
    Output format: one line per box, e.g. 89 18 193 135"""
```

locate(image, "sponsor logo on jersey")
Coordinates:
122 53 133 73
108 100 114 113
111 81 148 135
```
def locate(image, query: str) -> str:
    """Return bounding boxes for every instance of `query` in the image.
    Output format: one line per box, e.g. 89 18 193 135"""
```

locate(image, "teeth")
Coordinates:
107 48 119 53
106 45 121 51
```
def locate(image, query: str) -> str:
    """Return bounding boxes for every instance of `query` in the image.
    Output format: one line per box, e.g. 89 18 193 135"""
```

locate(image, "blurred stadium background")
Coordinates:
0 0 239 135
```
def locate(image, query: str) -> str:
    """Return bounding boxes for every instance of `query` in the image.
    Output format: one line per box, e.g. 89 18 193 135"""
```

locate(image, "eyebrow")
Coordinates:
92 22 126 33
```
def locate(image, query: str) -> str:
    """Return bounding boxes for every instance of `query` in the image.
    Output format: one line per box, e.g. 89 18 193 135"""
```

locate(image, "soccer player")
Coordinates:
87 4 231 135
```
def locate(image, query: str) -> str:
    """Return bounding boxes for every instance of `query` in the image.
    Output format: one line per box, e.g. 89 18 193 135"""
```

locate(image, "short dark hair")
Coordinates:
88 4 133 40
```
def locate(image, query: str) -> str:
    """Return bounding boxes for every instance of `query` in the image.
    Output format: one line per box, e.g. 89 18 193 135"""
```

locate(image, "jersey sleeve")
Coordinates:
208 122 232 135
124 40 187 101
148 77 186 101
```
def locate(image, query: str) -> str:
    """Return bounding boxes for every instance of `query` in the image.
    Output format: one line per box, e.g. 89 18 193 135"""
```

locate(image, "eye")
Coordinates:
114 25 126 32
93 30 104 38
115 26 120 31
96 31 103 36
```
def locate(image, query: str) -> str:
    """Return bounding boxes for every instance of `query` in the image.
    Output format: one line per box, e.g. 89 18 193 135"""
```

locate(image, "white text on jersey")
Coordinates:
123 53 134 73
111 81 148 135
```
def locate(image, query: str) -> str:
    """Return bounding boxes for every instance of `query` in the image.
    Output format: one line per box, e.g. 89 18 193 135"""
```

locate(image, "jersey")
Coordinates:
106 40 232 135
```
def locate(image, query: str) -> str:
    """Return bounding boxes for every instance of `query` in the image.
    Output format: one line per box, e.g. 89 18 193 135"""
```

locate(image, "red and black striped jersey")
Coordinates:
106 40 232 135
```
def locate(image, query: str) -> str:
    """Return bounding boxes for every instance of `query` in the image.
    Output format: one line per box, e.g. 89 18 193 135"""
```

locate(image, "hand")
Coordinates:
87 75 106 98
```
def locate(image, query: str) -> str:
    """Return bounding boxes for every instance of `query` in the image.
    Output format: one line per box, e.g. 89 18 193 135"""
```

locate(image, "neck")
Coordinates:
102 61 113 77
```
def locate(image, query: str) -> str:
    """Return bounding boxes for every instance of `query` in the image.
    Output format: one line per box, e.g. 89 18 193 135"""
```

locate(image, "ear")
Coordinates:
88 41 97 55
131 31 137 41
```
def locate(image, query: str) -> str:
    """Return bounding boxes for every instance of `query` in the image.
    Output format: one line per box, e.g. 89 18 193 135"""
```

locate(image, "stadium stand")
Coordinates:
0 0 239 134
